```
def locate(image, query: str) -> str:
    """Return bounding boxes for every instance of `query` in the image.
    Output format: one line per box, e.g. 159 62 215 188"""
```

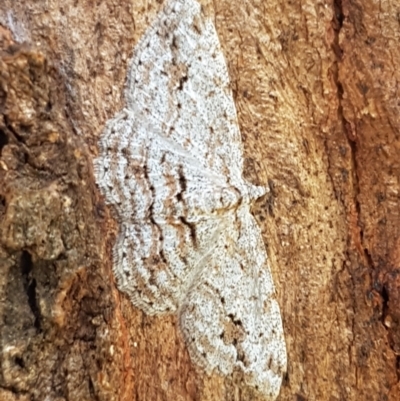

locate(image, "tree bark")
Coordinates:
0 0 399 400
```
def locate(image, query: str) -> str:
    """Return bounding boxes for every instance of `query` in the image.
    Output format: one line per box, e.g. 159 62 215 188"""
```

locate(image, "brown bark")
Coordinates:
0 0 399 400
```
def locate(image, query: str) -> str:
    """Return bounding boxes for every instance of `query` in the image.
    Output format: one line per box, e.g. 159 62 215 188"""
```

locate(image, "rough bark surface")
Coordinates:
0 0 399 400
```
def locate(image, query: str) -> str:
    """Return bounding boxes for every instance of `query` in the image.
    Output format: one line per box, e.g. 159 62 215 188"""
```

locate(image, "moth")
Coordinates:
94 0 287 398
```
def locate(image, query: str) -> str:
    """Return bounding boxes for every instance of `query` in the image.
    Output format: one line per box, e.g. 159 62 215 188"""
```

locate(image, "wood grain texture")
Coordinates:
0 0 399 400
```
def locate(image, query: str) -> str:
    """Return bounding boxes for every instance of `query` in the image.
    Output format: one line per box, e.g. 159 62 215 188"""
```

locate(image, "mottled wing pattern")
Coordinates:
180 203 286 399
96 110 236 314
126 0 244 186
94 0 287 398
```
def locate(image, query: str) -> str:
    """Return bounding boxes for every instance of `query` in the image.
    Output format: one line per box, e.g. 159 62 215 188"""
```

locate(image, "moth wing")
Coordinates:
179 204 287 398
125 0 244 183
95 111 239 314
